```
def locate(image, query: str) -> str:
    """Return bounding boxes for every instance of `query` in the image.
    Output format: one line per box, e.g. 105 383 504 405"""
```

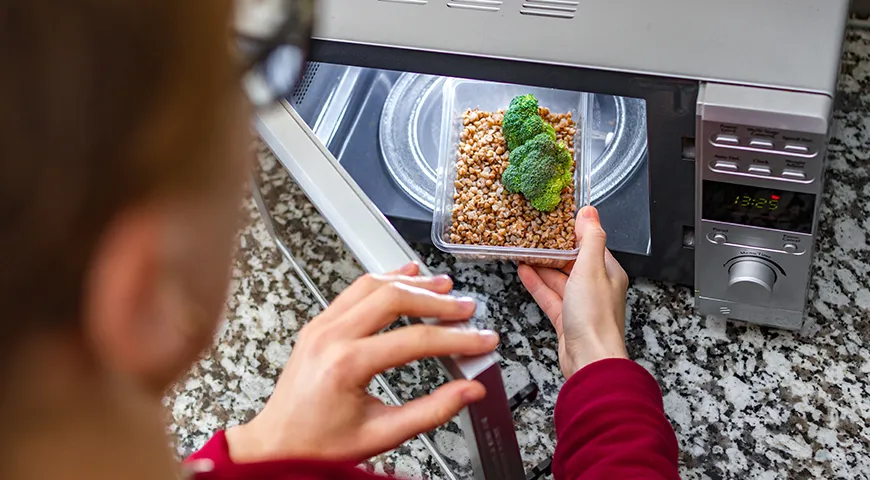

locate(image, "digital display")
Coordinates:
702 181 816 234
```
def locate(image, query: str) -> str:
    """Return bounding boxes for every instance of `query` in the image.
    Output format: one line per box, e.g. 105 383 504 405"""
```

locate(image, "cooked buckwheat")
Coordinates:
449 107 578 252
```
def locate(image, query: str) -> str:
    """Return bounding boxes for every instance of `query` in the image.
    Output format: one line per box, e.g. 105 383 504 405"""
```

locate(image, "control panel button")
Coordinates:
783 243 798 253
714 134 739 145
784 144 809 154
749 139 774 149
781 168 806 180
712 233 727 244
747 165 771 175
712 160 739 171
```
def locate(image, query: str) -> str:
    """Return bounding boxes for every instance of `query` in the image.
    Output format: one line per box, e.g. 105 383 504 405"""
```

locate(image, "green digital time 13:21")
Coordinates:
734 195 779 210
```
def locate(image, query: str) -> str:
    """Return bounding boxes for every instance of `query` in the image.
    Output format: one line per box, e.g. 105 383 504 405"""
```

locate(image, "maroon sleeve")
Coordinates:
183 430 392 480
552 358 680 480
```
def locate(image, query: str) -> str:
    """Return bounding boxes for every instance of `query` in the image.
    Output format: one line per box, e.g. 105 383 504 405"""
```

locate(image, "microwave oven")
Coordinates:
253 1 851 478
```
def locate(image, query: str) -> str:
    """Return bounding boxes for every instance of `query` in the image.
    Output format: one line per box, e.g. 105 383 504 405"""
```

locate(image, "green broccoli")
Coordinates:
502 132 573 212
502 94 555 151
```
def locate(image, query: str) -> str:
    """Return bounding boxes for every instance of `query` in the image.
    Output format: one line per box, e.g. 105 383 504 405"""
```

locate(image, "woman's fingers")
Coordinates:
574 206 608 279
366 379 486 450
518 264 564 332
316 266 453 324
533 266 568 298
336 282 476 338
355 325 499 376
604 248 629 290
390 262 419 276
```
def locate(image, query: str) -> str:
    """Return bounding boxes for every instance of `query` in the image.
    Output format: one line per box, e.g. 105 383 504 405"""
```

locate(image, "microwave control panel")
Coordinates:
695 83 832 330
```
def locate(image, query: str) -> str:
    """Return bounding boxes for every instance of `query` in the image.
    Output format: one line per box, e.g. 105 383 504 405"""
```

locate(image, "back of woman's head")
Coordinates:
0 1 238 355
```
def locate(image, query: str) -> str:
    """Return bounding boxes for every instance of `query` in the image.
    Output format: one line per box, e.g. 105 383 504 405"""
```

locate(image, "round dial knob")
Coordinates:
728 260 776 304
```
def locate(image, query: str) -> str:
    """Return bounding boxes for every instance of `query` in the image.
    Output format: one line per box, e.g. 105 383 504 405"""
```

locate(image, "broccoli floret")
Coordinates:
502 94 556 151
502 132 573 212
501 162 523 193
500 94 573 211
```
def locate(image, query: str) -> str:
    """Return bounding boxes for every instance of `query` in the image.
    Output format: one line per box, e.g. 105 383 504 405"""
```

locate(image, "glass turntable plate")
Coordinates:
379 73 647 211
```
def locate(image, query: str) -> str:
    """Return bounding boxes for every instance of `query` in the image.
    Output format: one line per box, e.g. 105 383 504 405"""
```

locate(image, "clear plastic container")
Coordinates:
431 78 592 268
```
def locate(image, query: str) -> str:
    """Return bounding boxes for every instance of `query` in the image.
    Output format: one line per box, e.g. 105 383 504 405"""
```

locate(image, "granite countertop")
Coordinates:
166 29 870 479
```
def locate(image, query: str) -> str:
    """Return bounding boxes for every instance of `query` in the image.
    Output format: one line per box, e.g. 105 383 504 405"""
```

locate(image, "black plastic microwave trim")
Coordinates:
310 40 699 286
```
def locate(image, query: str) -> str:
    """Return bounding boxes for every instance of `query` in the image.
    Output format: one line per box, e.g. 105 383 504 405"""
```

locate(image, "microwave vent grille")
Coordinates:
291 62 320 105
446 0 502 12
520 0 579 18
377 0 428 4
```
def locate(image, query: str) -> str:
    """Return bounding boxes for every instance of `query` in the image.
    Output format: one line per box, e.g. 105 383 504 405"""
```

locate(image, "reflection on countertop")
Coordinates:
166 29 870 480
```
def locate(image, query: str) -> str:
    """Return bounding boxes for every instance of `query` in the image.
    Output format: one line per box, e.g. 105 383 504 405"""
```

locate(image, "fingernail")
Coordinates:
434 274 452 285
478 329 499 342
462 386 484 403
399 262 416 274
458 296 477 308
580 206 598 220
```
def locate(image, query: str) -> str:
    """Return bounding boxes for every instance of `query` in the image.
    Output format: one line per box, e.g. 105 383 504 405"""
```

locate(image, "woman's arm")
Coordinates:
519 206 681 480
184 431 386 479
185 360 679 480
183 262 498 479
552 358 679 479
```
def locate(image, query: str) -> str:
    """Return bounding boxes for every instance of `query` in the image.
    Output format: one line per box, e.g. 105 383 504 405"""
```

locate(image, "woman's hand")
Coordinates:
225 263 499 464
518 206 629 378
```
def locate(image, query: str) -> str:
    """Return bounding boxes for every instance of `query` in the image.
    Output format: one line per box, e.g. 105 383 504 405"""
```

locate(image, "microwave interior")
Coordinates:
290 61 657 265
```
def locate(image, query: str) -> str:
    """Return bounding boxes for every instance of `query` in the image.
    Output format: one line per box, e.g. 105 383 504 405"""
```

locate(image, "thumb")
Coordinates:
574 206 608 277
369 380 485 448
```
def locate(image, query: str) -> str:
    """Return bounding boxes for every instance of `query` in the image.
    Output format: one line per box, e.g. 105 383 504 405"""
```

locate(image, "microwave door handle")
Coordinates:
254 101 526 480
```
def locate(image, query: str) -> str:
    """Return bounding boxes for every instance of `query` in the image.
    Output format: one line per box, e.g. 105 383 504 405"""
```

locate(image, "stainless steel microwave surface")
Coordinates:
290 63 653 255
312 0 848 95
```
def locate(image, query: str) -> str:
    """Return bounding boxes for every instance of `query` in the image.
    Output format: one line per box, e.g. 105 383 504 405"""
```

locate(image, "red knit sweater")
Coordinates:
185 358 680 479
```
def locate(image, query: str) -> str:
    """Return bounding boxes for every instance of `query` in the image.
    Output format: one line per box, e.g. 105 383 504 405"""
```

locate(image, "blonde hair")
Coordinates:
0 0 236 335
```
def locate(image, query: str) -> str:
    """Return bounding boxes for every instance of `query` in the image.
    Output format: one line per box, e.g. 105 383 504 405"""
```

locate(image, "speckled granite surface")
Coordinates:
166 30 870 479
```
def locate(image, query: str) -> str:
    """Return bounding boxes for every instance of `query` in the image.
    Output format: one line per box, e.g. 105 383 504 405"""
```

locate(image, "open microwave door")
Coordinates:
254 101 526 480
